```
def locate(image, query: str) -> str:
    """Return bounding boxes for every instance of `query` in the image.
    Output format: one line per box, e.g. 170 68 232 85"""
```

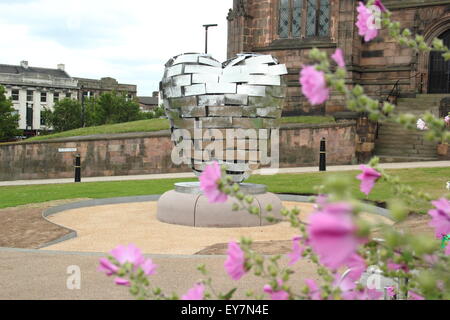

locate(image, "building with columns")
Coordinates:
0 61 137 136
0 61 78 135
227 0 450 115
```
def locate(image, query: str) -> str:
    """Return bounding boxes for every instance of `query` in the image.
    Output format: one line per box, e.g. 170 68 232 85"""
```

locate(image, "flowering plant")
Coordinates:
99 0 450 300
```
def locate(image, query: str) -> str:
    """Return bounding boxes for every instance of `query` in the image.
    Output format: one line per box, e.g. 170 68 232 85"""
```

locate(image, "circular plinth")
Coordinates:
157 183 282 228
174 182 267 194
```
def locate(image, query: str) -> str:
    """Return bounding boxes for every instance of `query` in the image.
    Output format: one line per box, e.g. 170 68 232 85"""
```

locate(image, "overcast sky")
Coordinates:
0 0 232 96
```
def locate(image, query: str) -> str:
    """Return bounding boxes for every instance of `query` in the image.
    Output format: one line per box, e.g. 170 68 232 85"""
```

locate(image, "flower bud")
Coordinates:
244 195 254 204
355 218 371 238
352 85 364 97
382 102 395 114
249 206 260 215
388 200 408 222
402 29 411 37
130 285 139 295
444 52 450 61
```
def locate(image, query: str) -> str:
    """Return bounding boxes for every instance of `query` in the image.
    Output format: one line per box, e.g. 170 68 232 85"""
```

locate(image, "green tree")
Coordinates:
94 91 142 125
39 107 54 135
0 85 20 141
47 98 83 132
140 111 155 120
84 97 103 127
154 105 165 118
40 107 53 127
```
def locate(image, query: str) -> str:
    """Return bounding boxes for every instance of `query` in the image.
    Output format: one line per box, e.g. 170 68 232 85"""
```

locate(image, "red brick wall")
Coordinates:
0 124 358 181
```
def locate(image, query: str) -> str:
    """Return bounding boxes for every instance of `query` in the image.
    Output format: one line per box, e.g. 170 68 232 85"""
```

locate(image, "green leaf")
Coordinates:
219 288 237 300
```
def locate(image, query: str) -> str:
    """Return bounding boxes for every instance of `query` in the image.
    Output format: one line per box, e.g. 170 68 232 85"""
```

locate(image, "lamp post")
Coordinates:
80 85 85 127
202 24 218 54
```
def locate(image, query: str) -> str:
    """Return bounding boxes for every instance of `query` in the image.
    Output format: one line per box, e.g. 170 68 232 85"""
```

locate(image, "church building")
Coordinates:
227 0 450 161
227 0 450 114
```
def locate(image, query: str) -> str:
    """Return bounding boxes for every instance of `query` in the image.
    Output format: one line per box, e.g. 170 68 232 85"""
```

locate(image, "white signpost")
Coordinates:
58 148 77 153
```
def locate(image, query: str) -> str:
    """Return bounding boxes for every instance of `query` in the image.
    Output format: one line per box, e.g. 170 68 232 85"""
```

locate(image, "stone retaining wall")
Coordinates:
0 122 358 181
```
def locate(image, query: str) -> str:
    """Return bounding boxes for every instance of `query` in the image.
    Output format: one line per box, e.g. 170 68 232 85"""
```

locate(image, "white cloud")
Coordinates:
0 0 232 95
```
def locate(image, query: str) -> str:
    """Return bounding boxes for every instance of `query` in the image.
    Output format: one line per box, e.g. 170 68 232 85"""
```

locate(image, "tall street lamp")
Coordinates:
203 24 218 54
80 85 85 128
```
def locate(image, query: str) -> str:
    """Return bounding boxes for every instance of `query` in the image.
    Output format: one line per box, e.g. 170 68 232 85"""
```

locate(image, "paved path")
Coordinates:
1 161 449 187
42 200 391 254
0 248 316 300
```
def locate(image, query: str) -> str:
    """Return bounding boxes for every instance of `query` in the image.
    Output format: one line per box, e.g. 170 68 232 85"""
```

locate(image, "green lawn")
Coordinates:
1 167 448 212
22 116 335 143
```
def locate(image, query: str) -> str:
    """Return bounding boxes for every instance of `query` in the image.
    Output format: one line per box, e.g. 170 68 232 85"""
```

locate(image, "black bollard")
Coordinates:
319 138 326 172
74 154 81 183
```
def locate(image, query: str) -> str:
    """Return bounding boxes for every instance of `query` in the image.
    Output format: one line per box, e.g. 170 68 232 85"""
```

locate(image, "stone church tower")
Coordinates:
227 0 450 116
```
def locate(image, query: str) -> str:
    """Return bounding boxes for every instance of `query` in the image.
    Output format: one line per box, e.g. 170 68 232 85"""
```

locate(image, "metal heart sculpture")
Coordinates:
160 53 288 182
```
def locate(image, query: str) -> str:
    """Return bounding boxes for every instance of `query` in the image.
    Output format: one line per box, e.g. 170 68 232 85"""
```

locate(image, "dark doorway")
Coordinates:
428 29 450 93
26 103 33 130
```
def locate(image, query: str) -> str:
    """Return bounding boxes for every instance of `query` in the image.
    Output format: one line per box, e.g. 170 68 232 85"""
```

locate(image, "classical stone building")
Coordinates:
74 77 137 101
227 0 450 114
227 0 450 161
0 61 137 136
0 61 78 135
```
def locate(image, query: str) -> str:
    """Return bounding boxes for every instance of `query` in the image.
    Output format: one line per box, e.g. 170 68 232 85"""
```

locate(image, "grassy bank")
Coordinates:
26 119 170 142
23 116 336 142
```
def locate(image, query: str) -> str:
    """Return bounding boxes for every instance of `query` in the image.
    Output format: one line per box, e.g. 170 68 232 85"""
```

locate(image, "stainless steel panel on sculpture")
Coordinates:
160 52 287 183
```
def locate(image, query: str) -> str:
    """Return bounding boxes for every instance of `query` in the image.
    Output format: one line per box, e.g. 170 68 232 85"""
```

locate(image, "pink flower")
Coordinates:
445 115 450 125
428 198 450 239
114 277 130 286
224 241 246 280
356 165 381 196
110 244 145 267
304 279 322 300
374 0 387 12
98 258 119 276
334 272 356 293
313 194 328 209
408 291 425 300
287 236 304 266
335 271 380 300
331 48 345 68
299 65 330 105
387 260 409 273
307 202 366 270
424 254 438 265
417 119 428 130
199 161 227 203
181 283 205 300
141 258 157 276
346 253 366 281
386 286 396 298
342 288 382 300
263 280 289 300
356 2 379 42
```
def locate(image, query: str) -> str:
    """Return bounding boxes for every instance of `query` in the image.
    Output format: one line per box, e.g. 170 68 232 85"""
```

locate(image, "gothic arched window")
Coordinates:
278 0 330 39
279 0 303 38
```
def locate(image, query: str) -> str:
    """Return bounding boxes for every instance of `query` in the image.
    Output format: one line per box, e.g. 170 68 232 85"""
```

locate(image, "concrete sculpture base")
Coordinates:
157 182 282 228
